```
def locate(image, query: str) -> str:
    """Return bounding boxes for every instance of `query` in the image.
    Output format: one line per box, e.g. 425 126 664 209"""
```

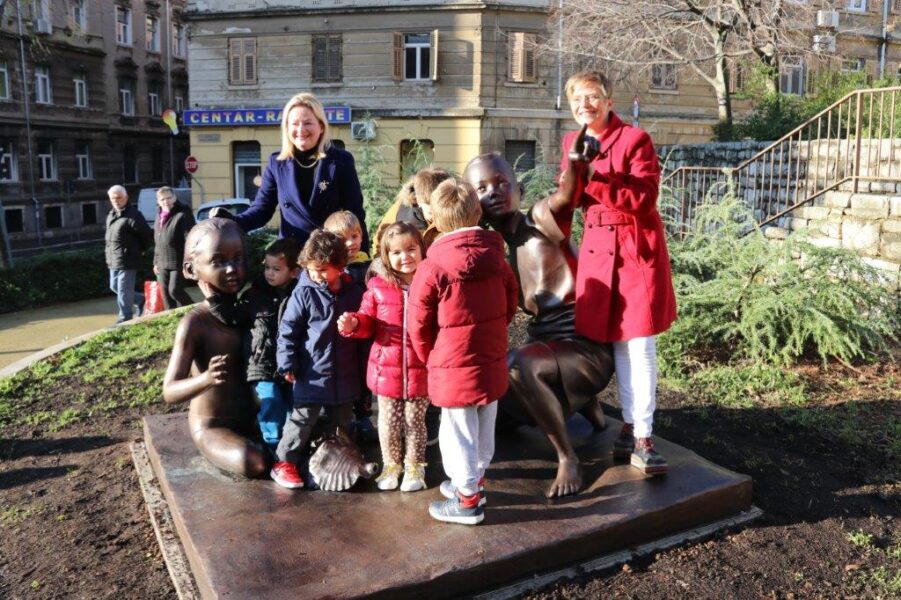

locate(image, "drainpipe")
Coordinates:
878 0 889 78
15 0 42 248
165 0 174 184
555 0 562 111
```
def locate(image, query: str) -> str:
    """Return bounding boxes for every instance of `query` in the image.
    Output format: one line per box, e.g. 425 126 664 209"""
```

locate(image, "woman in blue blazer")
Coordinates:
234 93 368 249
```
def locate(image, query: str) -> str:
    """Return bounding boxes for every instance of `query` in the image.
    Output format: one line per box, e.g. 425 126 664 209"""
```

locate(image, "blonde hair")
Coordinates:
564 71 613 101
395 176 417 207
276 93 331 161
430 178 482 233
323 210 362 237
378 222 425 288
412 167 451 207
156 186 174 200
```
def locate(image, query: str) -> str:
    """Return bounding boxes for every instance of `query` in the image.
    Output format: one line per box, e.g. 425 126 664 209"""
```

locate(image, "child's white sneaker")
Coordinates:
400 463 427 492
376 462 402 490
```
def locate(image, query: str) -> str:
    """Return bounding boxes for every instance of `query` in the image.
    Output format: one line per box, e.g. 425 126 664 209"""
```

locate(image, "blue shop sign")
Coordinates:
184 106 351 127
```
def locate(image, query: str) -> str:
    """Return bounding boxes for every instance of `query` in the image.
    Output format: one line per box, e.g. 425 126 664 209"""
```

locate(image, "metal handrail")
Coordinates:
662 86 901 237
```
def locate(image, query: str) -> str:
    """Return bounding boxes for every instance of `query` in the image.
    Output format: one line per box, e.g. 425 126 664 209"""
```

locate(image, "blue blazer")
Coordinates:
234 145 368 249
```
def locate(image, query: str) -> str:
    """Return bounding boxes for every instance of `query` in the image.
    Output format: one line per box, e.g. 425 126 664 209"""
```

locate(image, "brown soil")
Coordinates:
1 347 898 599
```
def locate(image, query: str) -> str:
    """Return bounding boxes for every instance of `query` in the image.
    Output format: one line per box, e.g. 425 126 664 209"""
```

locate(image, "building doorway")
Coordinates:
233 141 261 199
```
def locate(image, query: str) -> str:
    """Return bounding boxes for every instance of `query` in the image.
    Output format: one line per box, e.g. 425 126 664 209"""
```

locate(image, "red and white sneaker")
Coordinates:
270 461 304 489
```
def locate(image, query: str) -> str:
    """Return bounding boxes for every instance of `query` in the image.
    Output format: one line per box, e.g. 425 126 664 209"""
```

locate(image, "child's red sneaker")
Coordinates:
270 461 304 489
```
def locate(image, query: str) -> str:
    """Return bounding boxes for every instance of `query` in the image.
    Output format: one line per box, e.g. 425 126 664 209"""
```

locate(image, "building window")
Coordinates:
0 140 16 181
312 34 342 83
44 205 63 229
175 94 184 113
894 0 901 13
845 0 867 10
37 141 56 181
4 208 24 233
71 0 87 31
116 7 132 45
35 65 52 104
0 62 9 100
507 32 537 83
173 24 186 58
841 58 865 73
73 73 88 107
123 145 137 183
393 32 437 81
148 85 161 116
780 56 805 95
119 79 135 115
32 0 50 31
650 64 678 90
75 142 92 179
728 62 745 93
228 38 257 85
81 202 97 225
400 139 435 179
504 140 536 174
145 16 160 52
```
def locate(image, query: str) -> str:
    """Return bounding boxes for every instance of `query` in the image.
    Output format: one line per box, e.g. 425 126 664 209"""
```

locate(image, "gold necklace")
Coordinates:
293 153 320 169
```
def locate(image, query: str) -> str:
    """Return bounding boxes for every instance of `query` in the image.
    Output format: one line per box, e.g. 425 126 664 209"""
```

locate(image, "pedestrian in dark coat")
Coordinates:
153 187 196 309
105 185 153 323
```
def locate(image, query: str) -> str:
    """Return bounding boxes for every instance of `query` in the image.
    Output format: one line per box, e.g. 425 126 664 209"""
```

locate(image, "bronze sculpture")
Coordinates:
463 154 614 498
162 218 269 478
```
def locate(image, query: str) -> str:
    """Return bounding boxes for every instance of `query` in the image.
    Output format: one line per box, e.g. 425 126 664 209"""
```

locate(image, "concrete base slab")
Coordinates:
143 413 753 599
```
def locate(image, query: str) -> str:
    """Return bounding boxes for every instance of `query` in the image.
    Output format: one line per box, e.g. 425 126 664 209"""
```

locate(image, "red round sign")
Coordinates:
184 156 199 174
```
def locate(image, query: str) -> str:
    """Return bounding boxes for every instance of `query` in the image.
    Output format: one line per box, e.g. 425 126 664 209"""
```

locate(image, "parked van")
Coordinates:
136 187 192 224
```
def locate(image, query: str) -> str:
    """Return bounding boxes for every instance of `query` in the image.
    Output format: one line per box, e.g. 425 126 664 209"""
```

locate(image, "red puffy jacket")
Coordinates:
408 227 518 408
340 272 429 399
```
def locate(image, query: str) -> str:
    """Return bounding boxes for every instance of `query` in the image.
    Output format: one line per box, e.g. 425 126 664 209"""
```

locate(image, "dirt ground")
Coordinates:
0 347 898 598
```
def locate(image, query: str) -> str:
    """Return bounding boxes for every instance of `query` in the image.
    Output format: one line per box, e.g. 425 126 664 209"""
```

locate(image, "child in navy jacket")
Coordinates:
270 230 366 489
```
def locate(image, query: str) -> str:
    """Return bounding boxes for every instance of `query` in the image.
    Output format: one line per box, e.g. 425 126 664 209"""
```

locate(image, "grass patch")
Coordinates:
689 363 807 408
847 530 875 548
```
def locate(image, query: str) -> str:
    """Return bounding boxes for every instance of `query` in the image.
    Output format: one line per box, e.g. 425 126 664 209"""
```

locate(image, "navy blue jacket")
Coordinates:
277 270 365 405
234 146 368 250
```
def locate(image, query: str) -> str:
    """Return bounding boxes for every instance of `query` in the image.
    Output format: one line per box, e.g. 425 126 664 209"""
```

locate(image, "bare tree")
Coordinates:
552 0 819 133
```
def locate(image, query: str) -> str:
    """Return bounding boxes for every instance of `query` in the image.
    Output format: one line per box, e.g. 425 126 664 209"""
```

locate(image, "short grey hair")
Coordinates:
107 185 128 197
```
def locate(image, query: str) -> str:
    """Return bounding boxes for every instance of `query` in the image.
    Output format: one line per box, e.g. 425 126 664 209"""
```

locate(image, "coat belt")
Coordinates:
584 206 631 227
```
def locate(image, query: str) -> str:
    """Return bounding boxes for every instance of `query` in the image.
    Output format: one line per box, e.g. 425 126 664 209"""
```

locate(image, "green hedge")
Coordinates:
0 246 114 314
0 228 277 315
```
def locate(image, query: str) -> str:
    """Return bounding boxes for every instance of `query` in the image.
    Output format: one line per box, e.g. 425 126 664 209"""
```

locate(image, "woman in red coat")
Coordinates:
552 70 677 476
338 223 430 493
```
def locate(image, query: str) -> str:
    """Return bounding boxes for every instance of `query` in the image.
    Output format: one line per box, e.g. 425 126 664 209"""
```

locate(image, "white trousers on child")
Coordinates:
613 336 657 439
439 402 498 497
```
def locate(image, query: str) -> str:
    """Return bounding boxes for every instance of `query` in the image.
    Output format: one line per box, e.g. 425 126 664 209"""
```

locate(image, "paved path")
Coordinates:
0 290 202 371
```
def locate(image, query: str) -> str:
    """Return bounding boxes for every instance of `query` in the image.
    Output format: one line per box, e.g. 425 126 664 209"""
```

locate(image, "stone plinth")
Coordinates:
143 413 752 599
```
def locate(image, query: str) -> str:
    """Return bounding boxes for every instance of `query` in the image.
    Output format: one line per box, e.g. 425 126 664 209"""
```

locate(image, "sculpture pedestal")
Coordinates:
141 413 752 599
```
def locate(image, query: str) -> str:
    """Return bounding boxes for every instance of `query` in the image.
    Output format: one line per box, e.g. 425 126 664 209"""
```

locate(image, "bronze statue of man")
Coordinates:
463 154 614 498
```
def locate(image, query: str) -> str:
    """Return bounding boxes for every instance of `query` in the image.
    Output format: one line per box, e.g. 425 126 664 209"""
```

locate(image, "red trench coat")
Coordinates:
560 112 677 343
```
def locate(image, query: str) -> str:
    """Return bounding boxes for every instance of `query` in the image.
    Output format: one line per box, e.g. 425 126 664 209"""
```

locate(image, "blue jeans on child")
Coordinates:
109 269 144 322
254 380 293 454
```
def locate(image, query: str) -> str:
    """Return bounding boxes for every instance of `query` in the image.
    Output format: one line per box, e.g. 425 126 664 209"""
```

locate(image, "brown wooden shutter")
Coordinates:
229 38 242 84
523 33 537 82
430 29 439 81
328 35 342 81
392 32 403 81
313 35 327 81
244 38 257 84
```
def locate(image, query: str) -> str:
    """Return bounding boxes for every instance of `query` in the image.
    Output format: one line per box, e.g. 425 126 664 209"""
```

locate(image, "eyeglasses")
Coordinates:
569 93 607 106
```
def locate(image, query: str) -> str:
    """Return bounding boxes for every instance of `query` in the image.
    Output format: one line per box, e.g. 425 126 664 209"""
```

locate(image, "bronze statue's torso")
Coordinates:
504 199 578 340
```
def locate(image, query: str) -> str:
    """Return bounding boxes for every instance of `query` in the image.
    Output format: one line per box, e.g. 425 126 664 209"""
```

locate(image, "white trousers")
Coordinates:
438 402 498 497
613 336 657 439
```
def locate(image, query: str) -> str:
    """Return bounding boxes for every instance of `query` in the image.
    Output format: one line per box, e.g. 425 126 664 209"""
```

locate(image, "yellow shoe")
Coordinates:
376 462 402 490
400 462 427 492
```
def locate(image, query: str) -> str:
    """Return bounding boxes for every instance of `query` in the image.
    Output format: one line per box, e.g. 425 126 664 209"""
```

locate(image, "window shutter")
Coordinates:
313 36 327 81
509 33 523 82
392 32 403 81
430 29 439 81
229 39 242 84
328 36 342 81
244 38 257 84
523 33 537 82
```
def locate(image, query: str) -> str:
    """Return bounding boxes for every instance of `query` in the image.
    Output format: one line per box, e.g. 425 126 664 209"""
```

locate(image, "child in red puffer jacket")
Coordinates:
337 222 430 492
408 179 518 525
